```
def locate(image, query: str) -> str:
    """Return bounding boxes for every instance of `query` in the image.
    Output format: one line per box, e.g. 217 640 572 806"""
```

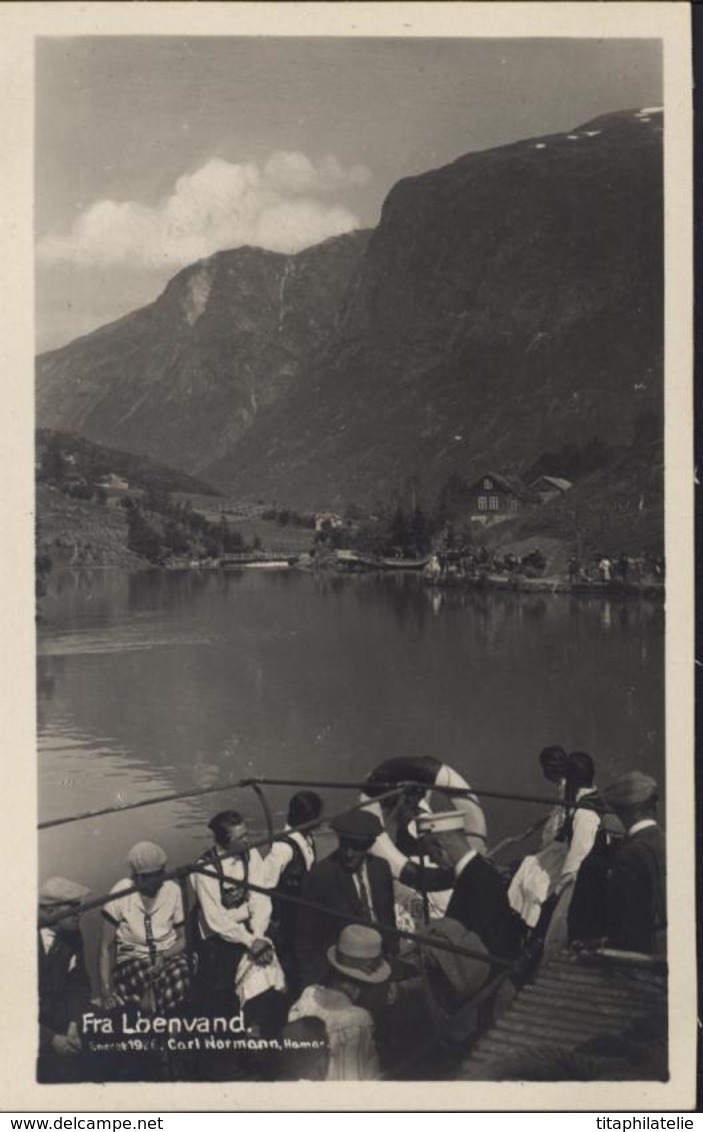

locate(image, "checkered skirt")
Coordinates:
113 954 191 1012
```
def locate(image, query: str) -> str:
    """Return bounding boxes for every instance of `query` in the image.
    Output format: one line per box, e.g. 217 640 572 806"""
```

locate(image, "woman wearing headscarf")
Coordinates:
508 750 603 932
99 841 191 1013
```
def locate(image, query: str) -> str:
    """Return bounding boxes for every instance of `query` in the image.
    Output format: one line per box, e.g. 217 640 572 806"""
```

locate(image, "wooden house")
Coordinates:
466 472 531 522
530 474 573 503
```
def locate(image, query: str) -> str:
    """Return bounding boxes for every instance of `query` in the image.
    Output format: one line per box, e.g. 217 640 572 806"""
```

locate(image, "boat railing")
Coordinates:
37 774 602 831
35 778 588 982
37 775 664 1070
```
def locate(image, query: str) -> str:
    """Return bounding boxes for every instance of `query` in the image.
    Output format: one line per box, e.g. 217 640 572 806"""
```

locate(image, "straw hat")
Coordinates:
327 925 391 984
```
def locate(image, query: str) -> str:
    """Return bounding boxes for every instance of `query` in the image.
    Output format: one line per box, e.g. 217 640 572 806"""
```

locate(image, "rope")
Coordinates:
41 787 406 921
38 774 592 831
41 786 514 970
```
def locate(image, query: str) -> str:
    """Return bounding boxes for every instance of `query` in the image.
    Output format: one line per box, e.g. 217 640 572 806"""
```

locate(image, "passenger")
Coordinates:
263 790 322 994
509 751 603 932
391 786 454 920
190 811 275 1017
553 752 605 897
38 877 92 1083
99 841 191 1013
361 754 486 888
507 746 569 927
288 924 390 1081
567 808 625 948
601 772 666 955
422 811 526 964
296 809 397 987
538 745 568 846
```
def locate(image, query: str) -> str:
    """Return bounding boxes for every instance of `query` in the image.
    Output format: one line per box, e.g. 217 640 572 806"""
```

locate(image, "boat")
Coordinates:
334 549 382 570
38 773 668 1083
379 554 432 570
221 553 299 570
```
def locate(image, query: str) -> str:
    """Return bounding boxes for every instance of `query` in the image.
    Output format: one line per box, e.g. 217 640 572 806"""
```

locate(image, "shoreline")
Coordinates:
42 561 666 601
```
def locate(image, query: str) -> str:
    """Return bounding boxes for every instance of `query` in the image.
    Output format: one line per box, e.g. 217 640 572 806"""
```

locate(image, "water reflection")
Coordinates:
38 568 665 904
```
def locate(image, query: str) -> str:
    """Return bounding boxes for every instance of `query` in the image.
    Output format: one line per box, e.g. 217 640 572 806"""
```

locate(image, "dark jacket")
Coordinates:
446 854 525 962
605 824 666 955
295 851 397 986
38 929 91 1052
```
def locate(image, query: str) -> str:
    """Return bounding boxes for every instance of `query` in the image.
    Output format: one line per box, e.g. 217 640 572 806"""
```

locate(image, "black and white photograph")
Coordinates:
10 0 694 1110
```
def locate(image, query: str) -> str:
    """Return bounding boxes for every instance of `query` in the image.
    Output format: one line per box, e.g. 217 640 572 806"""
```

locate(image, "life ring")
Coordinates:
360 756 487 880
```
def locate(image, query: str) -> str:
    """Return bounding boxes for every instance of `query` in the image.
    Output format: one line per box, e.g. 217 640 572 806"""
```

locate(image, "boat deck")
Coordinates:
462 950 668 1081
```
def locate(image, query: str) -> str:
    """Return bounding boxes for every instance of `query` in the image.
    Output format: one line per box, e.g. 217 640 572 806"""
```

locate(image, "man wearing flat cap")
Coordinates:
38 877 92 1083
602 772 666 955
295 809 398 987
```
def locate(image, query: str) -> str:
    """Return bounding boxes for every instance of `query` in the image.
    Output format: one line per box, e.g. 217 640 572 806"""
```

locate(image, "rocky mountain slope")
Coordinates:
209 110 662 507
37 110 662 510
37 231 370 476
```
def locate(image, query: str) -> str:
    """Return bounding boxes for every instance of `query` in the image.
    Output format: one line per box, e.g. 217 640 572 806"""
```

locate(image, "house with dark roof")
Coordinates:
530 474 573 503
466 472 533 523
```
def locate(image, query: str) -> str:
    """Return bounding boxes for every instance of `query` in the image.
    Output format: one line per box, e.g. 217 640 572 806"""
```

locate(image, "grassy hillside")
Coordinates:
482 439 663 569
36 484 145 569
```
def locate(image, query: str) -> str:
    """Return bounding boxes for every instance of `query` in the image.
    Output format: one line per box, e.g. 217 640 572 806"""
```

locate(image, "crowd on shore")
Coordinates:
38 754 666 1084
423 547 666 587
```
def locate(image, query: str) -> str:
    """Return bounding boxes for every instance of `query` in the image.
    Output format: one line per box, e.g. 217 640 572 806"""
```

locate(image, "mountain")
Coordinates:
36 230 371 477
36 429 218 496
206 110 663 507
37 110 662 510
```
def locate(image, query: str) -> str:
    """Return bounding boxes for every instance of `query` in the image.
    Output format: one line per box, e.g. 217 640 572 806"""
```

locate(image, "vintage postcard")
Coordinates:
0 0 695 1112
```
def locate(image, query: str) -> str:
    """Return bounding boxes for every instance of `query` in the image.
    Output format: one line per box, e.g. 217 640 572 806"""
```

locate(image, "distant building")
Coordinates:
529 475 573 503
97 473 130 492
466 472 532 523
314 512 344 533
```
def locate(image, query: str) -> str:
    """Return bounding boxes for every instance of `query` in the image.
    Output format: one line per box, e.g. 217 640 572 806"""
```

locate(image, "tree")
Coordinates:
126 508 162 562
40 435 65 484
164 520 190 555
409 505 430 555
435 472 468 530
389 505 408 551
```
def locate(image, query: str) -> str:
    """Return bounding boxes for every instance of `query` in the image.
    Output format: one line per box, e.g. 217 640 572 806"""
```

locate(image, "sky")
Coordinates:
35 36 662 351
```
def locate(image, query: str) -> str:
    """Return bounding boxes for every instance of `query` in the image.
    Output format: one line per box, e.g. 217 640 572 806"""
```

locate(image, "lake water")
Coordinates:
37 568 664 969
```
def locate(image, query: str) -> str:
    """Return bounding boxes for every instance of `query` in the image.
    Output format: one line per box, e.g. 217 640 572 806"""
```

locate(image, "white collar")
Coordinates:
575 786 597 801
628 818 658 837
284 825 311 843
40 927 56 953
454 849 478 879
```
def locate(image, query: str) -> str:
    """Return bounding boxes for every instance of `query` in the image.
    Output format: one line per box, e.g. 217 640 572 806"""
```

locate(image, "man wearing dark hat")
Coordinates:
602 772 666 955
38 877 92 1083
295 809 397 987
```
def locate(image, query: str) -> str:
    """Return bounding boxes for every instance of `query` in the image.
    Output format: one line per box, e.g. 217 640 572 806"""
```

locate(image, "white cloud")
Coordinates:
37 152 371 269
